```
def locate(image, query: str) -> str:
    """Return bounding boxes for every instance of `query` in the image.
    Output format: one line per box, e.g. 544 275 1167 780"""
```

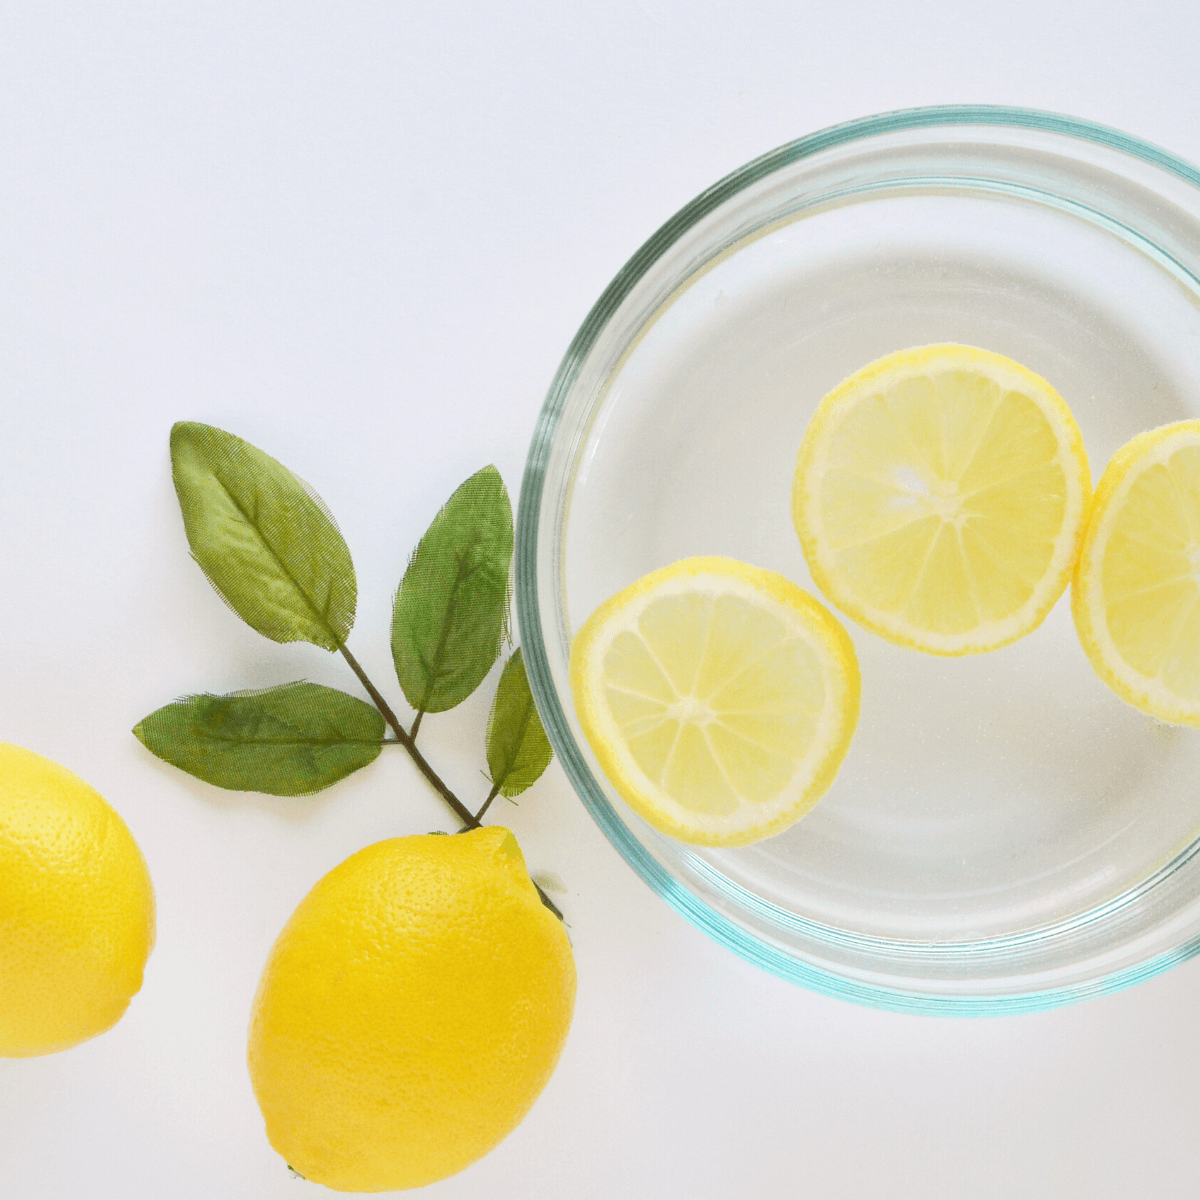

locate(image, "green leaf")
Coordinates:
485 649 553 798
133 682 384 796
391 465 513 714
170 422 356 650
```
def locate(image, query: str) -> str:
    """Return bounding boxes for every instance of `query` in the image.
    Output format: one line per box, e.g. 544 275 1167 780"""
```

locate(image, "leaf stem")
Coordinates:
533 881 563 921
409 709 425 740
475 781 502 823
339 644 561 921
339 644 481 829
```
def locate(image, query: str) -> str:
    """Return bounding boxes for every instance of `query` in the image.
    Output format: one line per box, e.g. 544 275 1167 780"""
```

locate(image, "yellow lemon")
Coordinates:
1073 419 1200 725
0 743 155 1057
247 827 576 1192
570 556 860 846
793 344 1091 655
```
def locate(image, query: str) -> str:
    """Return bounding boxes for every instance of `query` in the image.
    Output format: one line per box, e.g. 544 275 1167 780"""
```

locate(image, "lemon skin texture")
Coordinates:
248 826 576 1192
0 742 156 1057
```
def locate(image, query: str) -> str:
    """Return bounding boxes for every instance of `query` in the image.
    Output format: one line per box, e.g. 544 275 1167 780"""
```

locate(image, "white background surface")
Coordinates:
3 3 1200 1197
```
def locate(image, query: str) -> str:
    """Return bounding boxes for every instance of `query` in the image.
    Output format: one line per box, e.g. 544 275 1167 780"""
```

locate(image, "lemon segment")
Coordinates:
570 557 860 846
1072 420 1200 726
793 344 1092 655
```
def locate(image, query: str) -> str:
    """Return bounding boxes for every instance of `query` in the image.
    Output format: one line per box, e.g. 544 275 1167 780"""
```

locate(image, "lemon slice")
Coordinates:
793 344 1092 655
1072 420 1200 726
569 557 860 846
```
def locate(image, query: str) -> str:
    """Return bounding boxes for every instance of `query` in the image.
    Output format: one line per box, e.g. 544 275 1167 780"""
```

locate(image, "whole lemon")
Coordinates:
0 743 156 1057
248 826 576 1192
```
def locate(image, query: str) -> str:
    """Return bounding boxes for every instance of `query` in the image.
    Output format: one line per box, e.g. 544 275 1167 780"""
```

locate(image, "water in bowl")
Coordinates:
564 189 1200 943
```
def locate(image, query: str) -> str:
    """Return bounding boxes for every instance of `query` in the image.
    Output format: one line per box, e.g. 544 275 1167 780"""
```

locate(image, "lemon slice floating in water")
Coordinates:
793 344 1092 655
570 557 860 846
1073 420 1200 726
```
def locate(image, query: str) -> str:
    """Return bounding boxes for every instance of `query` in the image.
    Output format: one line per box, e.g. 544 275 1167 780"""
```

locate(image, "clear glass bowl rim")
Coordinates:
514 104 1200 1016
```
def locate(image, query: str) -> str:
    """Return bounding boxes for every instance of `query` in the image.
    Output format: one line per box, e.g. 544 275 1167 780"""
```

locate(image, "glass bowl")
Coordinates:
515 106 1200 1014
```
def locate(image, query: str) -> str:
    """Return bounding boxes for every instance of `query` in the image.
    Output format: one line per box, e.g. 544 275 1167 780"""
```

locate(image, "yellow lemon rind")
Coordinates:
1072 419 1200 728
0 742 155 1059
248 828 576 1192
793 343 1092 656
570 556 860 847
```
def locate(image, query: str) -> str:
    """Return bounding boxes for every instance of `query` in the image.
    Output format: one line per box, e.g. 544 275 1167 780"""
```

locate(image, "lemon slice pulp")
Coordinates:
1073 420 1200 726
793 344 1092 655
569 557 860 846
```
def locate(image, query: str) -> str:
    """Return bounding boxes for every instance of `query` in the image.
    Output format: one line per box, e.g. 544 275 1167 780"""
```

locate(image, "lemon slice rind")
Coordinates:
569 557 860 847
1072 420 1200 728
793 344 1092 656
